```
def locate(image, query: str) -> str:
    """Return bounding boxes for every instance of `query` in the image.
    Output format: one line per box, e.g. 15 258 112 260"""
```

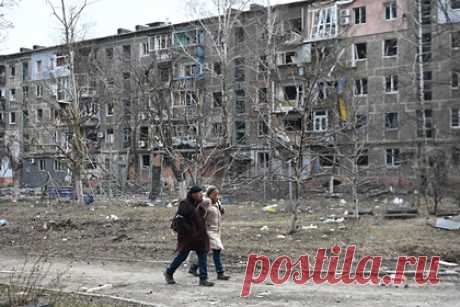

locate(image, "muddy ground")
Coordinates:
0 196 459 306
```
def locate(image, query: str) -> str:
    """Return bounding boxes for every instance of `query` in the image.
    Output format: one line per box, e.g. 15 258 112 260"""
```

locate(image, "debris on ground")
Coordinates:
322 215 345 224
82 284 113 293
345 208 374 217
302 224 318 230
260 225 269 231
340 199 347 205
0 219 8 226
428 215 460 230
45 218 77 231
105 214 119 222
112 234 131 242
384 207 418 219
262 204 278 213
276 234 286 239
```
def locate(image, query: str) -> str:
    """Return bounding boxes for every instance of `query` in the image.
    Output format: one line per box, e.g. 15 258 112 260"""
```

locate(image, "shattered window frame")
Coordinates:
308 5 338 41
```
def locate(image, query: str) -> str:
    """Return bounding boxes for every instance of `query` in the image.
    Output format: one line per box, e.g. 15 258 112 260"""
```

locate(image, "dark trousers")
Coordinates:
212 249 224 273
166 250 208 281
191 249 225 274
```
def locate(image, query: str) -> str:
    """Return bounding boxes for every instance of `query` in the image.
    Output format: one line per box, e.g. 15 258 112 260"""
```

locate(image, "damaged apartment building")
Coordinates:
0 0 460 193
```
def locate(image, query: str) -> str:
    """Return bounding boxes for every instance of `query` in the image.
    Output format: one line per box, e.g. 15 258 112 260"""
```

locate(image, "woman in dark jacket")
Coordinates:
164 186 214 286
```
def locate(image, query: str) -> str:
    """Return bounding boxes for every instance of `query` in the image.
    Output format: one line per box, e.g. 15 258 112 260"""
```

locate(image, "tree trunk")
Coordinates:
72 162 83 204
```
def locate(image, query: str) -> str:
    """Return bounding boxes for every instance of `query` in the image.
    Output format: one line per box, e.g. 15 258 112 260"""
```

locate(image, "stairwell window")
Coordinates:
452 71 459 88
451 108 460 128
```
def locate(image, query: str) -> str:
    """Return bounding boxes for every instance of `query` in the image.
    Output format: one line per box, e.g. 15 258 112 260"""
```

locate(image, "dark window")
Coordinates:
356 114 368 129
451 0 460 9
385 75 399 93
235 27 245 42
258 117 269 136
385 112 399 129
235 90 245 114
354 7 366 24
284 86 298 100
122 45 131 58
142 155 151 168
354 79 368 96
235 121 246 144
160 68 169 82
105 48 113 59
452 71 459 88
357 149 369 166
451 108 460 128
258 88 267 104
234 58 245 82
452 32 460 49
386 148 400 167
384 39 398 57
213 92 222 107
384 1 397 20
140 126 149 141
214 62 222 75
284 117 302 131
416 109 433 138
354 42 367 60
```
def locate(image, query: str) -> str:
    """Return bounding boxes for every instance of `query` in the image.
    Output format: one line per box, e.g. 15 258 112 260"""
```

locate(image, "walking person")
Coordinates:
189 185 230 280
164 186 214 286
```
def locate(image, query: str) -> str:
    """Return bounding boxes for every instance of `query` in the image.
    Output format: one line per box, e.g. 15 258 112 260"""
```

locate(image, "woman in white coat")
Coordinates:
189 186 230 280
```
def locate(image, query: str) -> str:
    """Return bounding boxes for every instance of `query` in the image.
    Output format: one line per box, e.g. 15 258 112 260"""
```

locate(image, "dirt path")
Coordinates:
0 254 459 307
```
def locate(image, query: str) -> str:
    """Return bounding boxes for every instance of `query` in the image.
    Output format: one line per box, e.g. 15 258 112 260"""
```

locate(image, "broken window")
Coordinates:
354 79 368 96
212 123 223 137
308 6 337 40
384 39 398 57
357 149 369 167
140 126 149 142
356 113 368 129
10 64 15 77
54 160 66 172
23 86 29 99
258 116 269 136
141 155 151 168
451 0 460 9
214 62 222 75
277 51 297 65
284 116 302 131
451 108 460 128
385 75 399 93
235 121 247 144
287 18 302 33
235 27 245 42
386 148 400 167
257 152 270 169
384 2 397 20
37 109 43 122
123 45 131 58
283 86 299 101
452 71 459 88
385 112 399 130
354 7 366 24
353 42 367 61
258 88 268 104
313 110 328 132
416 109 433 138
160 68 169 82
105 48 114 59
213 92 222 107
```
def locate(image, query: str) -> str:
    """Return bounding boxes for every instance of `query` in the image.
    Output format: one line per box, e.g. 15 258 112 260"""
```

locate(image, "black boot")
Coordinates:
199 279 215 287
164 271 176 284
217 272 230 280
188 264 199 277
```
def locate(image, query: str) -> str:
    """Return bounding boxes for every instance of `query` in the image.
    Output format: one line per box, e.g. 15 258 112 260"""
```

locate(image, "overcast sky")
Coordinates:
2 0 303 55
